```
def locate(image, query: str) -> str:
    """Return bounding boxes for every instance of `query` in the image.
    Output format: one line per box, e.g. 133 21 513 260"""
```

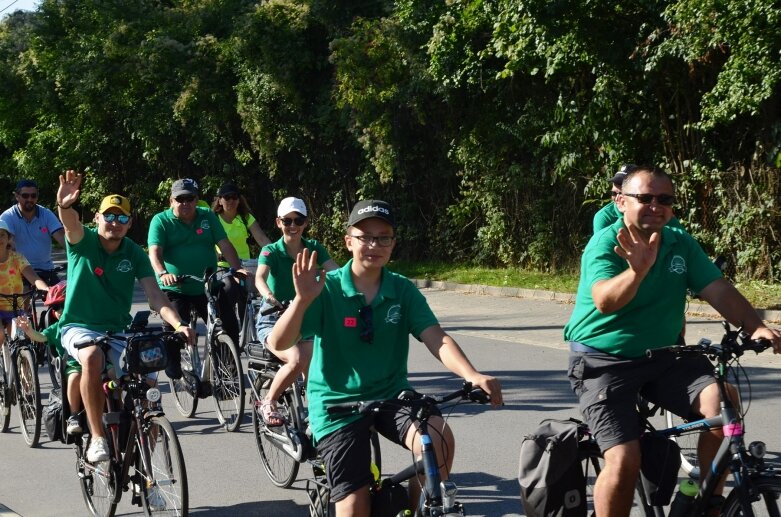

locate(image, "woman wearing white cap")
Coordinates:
254 197 338 426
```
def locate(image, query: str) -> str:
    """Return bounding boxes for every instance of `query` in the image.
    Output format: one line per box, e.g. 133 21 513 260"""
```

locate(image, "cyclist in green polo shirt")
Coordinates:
565 166 781 517
268 199 503 515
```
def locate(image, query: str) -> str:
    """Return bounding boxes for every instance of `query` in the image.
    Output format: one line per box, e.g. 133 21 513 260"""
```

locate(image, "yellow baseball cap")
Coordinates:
98 194 131 216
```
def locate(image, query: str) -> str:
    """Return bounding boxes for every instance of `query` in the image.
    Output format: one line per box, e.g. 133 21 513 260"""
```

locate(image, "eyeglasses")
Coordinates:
103 213 130 224
280 216 307 227
623 193 676 206
610 191 620 198
349 234 395 247
358 305 373 343
221 194 239 201
18 192 38 199
175 195 196 204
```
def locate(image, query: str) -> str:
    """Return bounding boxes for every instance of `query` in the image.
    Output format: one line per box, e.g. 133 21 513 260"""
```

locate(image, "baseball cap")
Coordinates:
171 178 199 198
610 163 639 187
217 183 240 197
277 197 307 217
15 179 38 192
347 200 396 228
0 220 14 236
98 194 132 216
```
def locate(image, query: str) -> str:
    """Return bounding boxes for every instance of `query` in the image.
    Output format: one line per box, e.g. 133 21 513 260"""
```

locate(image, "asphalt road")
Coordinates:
1 288 780 516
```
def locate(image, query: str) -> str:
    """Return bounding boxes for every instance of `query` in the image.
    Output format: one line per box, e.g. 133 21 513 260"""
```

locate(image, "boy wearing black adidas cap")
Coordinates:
268 199 503 515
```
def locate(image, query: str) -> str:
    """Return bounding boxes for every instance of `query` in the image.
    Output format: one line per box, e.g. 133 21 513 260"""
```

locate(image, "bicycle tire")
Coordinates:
169 342 198 418
251 372 300 488
665 410 700 477
209 333 244 432
17 348 41 447
722 475 781 517
139 416 189 516
0 350 10 432
80 436 119 517
46 343 60 390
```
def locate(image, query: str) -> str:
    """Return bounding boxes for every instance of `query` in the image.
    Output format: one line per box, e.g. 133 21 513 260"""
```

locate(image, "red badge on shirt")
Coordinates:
344 317 357 328
94 267 104 276
261 250 270 257
196 228 204 235
41 227 49 233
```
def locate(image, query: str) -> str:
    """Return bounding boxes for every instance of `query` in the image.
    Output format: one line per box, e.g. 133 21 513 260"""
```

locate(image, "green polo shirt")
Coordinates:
301 260 438 442
59 228 155 332
564 218 722 357
216 213 256 266
258 237 331 303
148 207 227 296
593 201 685 233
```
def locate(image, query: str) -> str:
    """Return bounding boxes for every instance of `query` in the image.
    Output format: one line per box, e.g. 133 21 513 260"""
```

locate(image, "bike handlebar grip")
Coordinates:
260 305 282 316
468 387 491 404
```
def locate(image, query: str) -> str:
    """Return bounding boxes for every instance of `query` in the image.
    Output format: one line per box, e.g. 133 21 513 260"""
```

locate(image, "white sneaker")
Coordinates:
146 485 166 511
86 437 110 462
66 414 83 435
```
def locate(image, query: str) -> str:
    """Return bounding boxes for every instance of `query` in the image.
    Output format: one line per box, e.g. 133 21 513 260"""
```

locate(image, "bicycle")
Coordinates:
245 301 383 491
72 312 188 517
577 322 781 517
312 382 491 517
167 268 245 432
0 290 43 447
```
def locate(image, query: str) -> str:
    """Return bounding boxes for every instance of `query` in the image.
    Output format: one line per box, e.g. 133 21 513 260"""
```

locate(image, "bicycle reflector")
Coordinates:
146 388 161 403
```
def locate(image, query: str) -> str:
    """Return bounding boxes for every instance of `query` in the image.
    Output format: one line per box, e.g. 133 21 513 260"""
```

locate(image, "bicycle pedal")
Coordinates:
197 382 212 398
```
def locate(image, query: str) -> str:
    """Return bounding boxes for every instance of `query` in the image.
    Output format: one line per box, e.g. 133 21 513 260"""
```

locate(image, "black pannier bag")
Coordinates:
121 335 169 375
519 419 586 517
43 387 64 442
639 433 681 506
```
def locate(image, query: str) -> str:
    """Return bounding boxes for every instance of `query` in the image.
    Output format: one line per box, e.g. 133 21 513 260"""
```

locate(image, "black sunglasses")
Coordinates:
358 305 373 343
103 213 130 224
175 195 196 204
18 192 38 199
623 193 676 206
280 216 307 227
609 191 620 198
221 194 239 200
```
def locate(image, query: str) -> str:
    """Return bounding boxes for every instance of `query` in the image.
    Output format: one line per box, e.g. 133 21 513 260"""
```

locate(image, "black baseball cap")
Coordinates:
347 200 396 228
610 163 639 187
217 183 240 197
171 178 199 198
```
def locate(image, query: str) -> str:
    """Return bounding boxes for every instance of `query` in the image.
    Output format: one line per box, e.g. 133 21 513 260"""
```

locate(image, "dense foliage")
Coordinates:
1 0 779 280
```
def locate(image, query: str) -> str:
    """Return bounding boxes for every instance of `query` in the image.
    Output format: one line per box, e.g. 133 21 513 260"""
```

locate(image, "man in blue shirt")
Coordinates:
0 179 65 284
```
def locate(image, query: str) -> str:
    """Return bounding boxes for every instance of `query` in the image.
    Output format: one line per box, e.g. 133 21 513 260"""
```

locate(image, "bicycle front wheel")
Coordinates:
139 416 188 516
169 343 198 418
80 436 118 517
665 410 699 477
17 347 42 447
251 372 299 488
209 333 244 432
722 475 781 517
0 350 10 432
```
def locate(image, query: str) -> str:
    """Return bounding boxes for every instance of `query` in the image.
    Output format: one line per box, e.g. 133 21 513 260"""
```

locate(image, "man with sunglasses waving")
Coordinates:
55 171 195 462
0 179 66 285
565 166 781 517
268 199 503 516
148 178 245 348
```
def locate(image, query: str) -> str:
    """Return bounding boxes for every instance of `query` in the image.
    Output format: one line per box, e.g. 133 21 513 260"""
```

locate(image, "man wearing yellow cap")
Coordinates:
55 170 194 463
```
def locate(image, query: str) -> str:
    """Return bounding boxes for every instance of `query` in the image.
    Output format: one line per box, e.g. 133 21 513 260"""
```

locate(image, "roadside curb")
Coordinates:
411 279 781 324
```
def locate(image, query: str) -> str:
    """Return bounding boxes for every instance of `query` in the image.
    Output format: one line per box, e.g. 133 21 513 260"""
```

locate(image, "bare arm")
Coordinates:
51 228 66 249
216 238 242 270
21 265 48 291
592 225 660 313
321 258 339 272
140 277 195 344
15 315 47 343
148 244 178 287
248 221 271 248
420 325 503 406
699 278 781 352
255 263 281 306
56 170 84 245
267 249 324 352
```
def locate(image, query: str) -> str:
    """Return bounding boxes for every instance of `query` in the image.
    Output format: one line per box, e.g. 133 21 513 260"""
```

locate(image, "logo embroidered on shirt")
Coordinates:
116 259 132 273
200 220 210 230
669 255 687 274
196 228 204 235
385 304 402 324
344 317 357 328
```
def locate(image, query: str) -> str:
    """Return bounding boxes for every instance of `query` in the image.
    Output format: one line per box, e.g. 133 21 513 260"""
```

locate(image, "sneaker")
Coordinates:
86 437 110 462
146 485 166 511
66 414 83 435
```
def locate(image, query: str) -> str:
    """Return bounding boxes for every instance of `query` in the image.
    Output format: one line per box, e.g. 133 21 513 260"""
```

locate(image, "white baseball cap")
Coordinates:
277 197 307 217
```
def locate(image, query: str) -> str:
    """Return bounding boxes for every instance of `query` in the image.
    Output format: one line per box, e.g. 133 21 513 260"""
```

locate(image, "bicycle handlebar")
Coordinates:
260 300 289 317
326 382 491 416
645 324 772 360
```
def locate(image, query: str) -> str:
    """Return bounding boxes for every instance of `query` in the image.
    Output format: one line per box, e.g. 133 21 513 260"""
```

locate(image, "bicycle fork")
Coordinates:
419 434 462 515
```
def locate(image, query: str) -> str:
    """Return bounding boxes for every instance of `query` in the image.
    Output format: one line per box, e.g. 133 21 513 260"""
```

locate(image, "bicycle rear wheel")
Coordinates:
722 475 781 517
209 333 244 432
169 342 198 418
665 410 699 477
0 350 10 432
46 343 61 390
80 436 118 517
139 416 188 516
17 347 41 447
251 372 299 488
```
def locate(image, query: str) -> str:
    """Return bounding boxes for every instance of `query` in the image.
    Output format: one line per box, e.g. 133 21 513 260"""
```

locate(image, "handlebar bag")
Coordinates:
121 335 169 375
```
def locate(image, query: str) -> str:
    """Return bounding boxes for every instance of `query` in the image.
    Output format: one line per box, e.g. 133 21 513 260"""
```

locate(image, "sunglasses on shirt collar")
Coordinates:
359 305 373 343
